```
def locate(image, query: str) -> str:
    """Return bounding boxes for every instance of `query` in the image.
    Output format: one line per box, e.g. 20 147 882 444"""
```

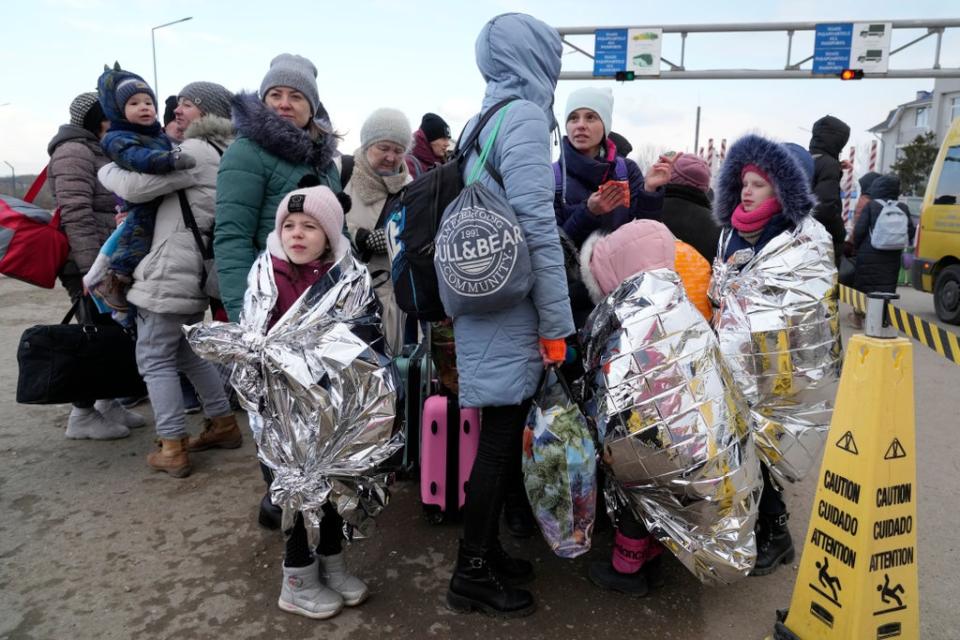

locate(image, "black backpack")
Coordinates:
376 98 515 321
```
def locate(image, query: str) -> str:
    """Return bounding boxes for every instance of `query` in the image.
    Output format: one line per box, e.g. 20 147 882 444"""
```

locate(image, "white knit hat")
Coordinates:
564 87 614 136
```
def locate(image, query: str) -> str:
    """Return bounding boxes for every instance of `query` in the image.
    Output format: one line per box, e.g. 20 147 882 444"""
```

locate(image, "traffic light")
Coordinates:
615 70 635 82
840 68 865 80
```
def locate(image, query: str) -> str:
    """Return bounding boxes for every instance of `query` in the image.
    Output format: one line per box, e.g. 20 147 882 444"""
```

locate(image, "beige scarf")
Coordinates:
350 147 409 206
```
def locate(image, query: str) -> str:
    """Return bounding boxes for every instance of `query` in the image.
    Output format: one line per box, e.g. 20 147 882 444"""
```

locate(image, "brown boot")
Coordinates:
93 271 132 312
147 437 192 478
187 414 242 452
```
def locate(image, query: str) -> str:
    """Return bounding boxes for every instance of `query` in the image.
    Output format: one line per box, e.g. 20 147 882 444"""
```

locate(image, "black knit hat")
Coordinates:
163 95 178 125
420 113 450 142
81 101 106 135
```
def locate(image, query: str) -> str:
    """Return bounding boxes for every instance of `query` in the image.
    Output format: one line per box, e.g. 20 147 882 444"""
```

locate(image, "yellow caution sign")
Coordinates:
776 334 919 640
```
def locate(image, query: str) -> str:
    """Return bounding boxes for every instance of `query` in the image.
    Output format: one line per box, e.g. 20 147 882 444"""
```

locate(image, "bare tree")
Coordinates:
633 143 670 172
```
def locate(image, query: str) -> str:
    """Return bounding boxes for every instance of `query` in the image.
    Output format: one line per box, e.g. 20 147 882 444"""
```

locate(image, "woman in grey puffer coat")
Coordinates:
47 92 144 440
445 13 574 619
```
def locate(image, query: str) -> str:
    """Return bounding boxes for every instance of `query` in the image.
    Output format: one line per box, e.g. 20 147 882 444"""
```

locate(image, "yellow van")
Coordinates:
911 117 960 324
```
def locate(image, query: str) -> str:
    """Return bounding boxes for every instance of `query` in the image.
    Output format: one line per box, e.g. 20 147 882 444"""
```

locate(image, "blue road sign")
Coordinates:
594 29 628 77
813 23 854 74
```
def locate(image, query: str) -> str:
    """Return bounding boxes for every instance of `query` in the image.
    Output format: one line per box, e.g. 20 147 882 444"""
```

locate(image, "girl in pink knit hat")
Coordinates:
579 219 714 595
264 186 371 620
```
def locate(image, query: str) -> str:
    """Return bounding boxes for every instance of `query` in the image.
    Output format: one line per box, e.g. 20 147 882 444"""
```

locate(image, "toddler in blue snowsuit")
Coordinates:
93 63 195 312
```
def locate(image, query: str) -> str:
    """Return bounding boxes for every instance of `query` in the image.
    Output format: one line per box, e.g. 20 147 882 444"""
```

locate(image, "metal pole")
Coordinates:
933 28 944 69
150 17 193 97
785 30 794 69
151 29 157 95
3 161 15 196
693 106 700 154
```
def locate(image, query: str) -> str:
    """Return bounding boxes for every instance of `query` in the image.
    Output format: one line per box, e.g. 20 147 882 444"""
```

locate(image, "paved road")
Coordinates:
0 278 956 639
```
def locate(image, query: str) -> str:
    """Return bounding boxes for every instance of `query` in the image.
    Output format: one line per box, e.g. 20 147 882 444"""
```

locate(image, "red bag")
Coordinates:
0 168 69 289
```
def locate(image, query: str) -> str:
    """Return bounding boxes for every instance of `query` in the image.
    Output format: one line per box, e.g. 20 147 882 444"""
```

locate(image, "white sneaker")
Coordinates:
65 407 130 440
95 399 147 428
278 559 343 619
319 552 369 606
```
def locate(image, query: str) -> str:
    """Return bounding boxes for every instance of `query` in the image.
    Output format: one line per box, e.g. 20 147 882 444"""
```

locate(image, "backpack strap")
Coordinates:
340 155 354 187
553 162 563 192
455 99 517 187
24 166 48 203
614 156 628 181
177 190 214 290
467 104 513 186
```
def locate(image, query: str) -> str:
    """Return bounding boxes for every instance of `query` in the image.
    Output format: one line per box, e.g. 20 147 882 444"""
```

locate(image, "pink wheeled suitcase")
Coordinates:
420 396 480 523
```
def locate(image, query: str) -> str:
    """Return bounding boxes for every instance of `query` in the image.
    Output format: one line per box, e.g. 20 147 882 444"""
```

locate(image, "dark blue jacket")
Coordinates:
97 65 175 174
102 129 175 174
554 137 662 247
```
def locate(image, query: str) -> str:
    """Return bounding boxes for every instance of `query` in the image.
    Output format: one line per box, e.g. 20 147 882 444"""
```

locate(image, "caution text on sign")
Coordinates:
782 335 918 640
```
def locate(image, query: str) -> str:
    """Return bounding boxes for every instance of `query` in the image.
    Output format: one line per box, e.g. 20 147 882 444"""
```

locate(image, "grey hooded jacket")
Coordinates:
453 13 574 408
47 125 117 273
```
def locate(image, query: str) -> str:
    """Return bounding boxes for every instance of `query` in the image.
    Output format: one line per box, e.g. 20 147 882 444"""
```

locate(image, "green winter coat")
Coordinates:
215 93 340 321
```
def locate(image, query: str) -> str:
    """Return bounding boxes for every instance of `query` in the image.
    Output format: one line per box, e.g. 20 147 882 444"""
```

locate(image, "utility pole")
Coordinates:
3 161 15 197
151 17 193 97
694 105 701 155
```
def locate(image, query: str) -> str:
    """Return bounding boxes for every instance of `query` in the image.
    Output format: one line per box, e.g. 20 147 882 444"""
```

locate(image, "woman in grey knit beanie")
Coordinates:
344 107 412 354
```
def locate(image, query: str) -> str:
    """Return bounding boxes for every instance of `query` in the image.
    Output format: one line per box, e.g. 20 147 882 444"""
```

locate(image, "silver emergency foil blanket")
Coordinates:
709 216 841 486
185 251 400 547
583 269 761 585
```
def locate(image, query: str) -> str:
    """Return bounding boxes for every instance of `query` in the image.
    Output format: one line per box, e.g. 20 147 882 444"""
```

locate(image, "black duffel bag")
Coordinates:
16 298 146 404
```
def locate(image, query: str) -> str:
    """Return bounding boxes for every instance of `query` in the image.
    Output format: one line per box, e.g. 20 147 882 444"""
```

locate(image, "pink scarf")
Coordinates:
731 197 782 233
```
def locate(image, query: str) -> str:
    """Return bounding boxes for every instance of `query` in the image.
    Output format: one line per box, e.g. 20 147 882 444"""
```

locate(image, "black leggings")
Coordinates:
284 506 344 568
261 462 344 567
759 463 786 516
462 402 530 552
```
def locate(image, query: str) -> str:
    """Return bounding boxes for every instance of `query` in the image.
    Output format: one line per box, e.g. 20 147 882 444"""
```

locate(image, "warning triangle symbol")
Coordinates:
884 438 907 460
836 430 859 455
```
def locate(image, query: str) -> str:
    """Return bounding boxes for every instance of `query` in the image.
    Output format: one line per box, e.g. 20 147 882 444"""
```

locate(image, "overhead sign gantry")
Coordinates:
556 19 960 80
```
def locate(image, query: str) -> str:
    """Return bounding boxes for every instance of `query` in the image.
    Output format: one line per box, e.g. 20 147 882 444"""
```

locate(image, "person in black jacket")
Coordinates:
808 115 851 266
850 174 914 327
661 153 720 263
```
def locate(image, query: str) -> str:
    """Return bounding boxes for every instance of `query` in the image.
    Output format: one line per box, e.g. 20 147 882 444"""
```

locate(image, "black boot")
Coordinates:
258 492 282 530
503 488 537 539
588 561 649 597
486 540 534 585
751 512 795 576
447 541 536 618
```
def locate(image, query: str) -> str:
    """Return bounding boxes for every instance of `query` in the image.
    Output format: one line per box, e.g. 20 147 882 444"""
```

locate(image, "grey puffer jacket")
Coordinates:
453 14 574 408
47 125 117 273
98 115 234 314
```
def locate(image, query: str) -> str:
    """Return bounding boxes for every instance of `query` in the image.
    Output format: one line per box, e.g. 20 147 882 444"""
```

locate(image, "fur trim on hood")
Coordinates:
713 134 817 229
579 231 605 304
183 114 234 148
231 92 336 170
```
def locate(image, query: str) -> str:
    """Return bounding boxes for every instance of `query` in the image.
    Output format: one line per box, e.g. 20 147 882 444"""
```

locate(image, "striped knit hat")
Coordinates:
69 92 100 128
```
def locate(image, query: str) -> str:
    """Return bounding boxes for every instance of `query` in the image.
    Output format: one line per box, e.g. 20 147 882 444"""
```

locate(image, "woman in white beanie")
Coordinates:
344 107 413 354
554 87 673 248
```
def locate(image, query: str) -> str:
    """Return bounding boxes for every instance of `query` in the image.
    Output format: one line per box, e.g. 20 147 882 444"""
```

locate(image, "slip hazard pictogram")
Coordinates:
836 430 859 455
776 334 919 640
884 438 907 460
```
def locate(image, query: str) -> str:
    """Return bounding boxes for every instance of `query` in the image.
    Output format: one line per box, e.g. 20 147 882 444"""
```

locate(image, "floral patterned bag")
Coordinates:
522 368 596 559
